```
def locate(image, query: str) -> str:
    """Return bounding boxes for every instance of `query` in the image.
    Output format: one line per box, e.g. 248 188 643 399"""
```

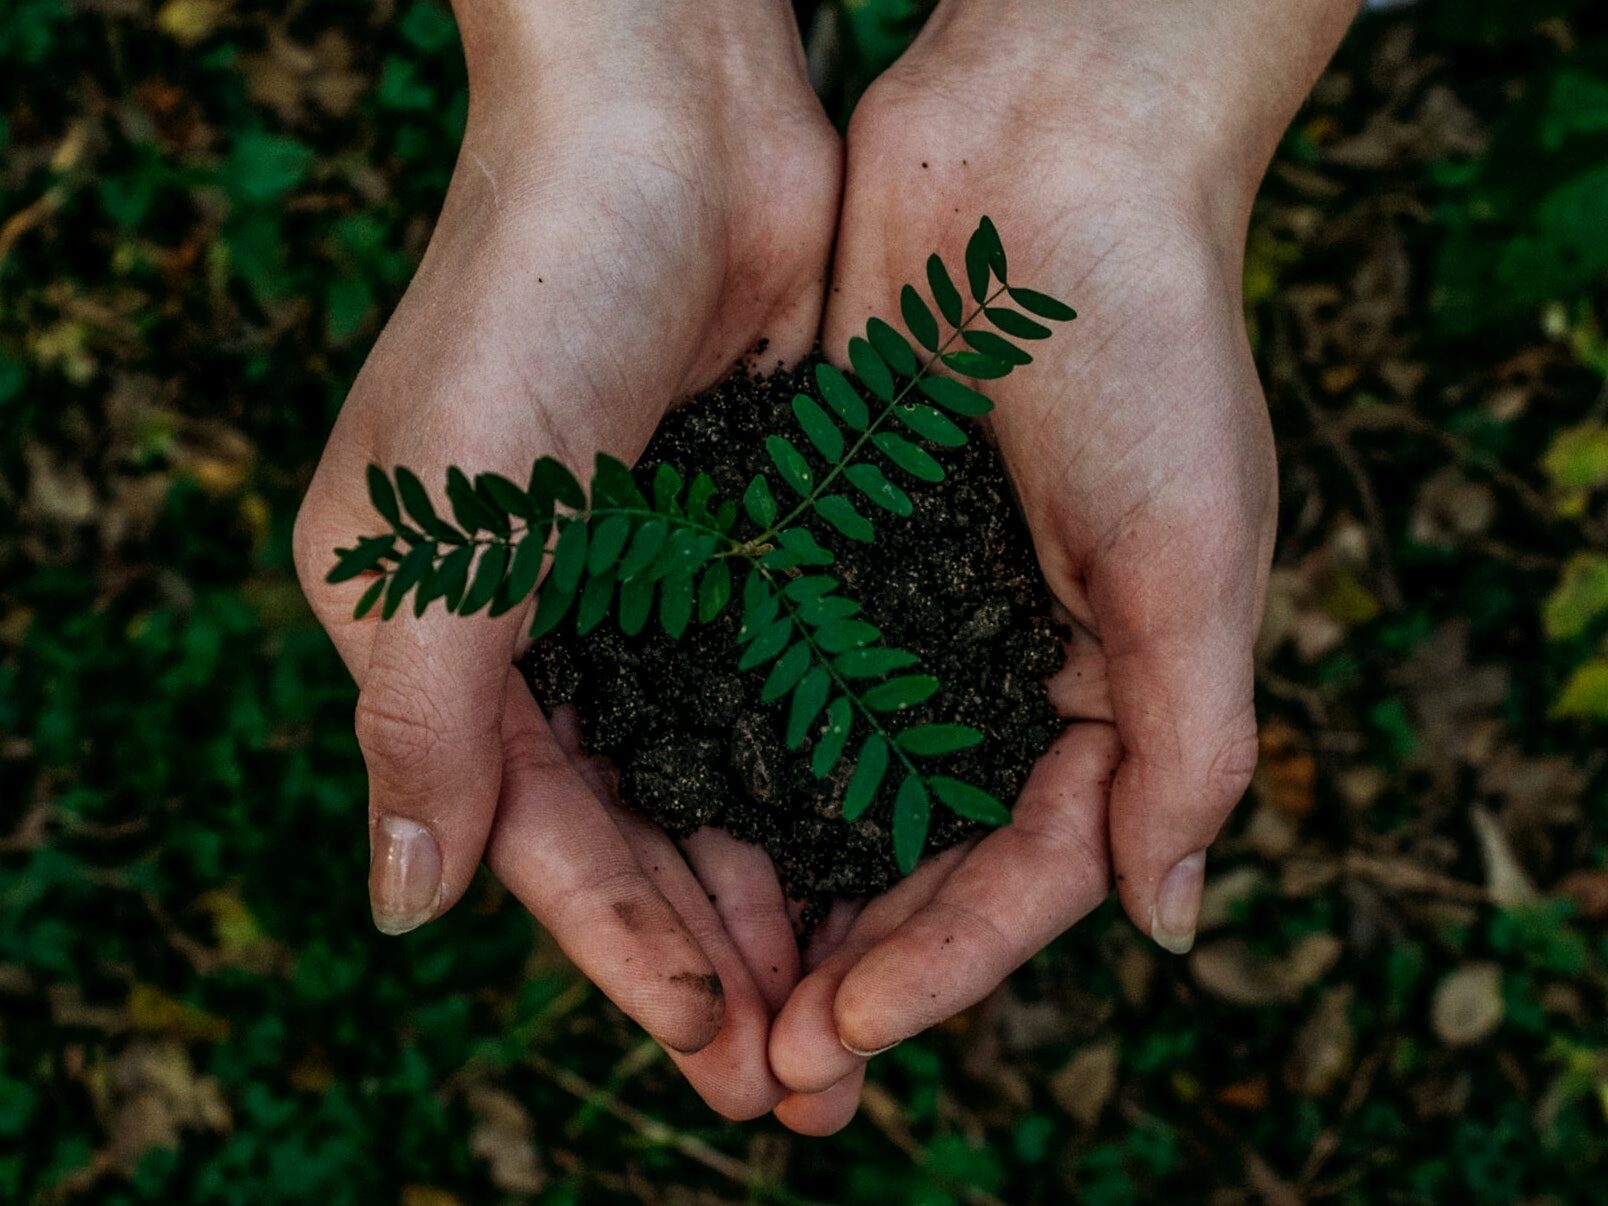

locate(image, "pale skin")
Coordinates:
294 0 1359 1134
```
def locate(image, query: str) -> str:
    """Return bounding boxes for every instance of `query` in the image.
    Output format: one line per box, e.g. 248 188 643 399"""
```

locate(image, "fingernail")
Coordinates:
841 1037 900 1059
370 816 442 936
1150 849 1206 955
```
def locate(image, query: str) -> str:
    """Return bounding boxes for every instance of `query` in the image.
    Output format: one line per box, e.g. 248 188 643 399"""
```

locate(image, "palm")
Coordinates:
767 65 1274 1128
296 19 840 1121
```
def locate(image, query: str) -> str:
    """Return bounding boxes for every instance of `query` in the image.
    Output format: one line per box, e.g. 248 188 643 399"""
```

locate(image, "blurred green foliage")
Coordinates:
2 0 1607 1203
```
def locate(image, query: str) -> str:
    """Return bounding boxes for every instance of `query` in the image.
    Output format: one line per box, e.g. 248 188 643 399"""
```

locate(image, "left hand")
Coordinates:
765 0 1354 1134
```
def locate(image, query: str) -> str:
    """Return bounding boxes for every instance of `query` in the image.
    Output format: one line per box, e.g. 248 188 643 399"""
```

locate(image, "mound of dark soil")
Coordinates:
521 354 1064 920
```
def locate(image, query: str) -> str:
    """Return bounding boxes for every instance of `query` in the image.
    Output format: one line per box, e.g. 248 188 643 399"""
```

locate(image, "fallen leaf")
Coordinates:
1190 934 1343 1006
1048 1043 1118 1127
1470 807 1540 908
1431 963 1504 1046
466 1086 545 1195
1285 987 1355 1096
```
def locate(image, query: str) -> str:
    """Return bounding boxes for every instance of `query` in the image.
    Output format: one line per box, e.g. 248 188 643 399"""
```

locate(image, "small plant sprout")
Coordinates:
328 217 1076 873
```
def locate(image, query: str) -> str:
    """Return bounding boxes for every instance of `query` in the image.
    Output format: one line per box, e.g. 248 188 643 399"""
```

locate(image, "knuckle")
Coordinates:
353 691 444 778
1206 709 1260 807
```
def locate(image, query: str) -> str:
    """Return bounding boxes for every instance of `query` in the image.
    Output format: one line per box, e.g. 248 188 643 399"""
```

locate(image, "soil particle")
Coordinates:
522 354 1065 917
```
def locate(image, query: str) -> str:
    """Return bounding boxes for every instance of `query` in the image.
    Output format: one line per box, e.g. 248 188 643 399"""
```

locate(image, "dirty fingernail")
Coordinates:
1150 849 1206 955
841 1037 900 1059
370 815 442 936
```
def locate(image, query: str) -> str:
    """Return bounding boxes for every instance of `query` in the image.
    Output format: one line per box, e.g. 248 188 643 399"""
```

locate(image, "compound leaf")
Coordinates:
792 393 844 462
926 253 964 327
848 337 894 401
892 773 931 874
896 723 984 756
846 462 914 515
929 777 1011 824
814 494 875 543
815 362 869 431
812 698 854 777
901 284 940 351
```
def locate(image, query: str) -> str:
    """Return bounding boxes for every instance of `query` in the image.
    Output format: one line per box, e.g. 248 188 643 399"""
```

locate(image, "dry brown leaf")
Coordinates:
1049 1043 1118 1127
1190 934 1342 1006
1554 868 1608 920
93 1040 231 1173
1469 807 1540 909
466 1085 545 1195
1285 988 1355 1097
1431 963 1504 1047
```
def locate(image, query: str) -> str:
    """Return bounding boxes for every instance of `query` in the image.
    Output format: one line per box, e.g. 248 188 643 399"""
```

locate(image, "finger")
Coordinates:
354 598 526 934
773 1066 865 1137
831 724 1119 1056
1089 535 1263 955
1045 622 1113 721
487 675 725 1056
678 829 800 1014
769 845 971 1094
608 808 787 1121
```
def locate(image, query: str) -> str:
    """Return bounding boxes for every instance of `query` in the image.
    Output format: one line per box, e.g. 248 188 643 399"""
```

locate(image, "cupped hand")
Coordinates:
767 0 1353 1132
294 0 839 1118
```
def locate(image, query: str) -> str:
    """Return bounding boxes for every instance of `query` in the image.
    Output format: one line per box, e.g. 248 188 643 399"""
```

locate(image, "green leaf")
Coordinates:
740 588 780 640
897 723 984 756
447 466 503 534
863 675 940 711
686 472 716 524
744 474 776 528
490 528 547 616
766 435 814 498
894 404 967 447
918 376 994 416
697 560 731 622
434 543 473 609
660 572 694 638
326 535 396 584
576 569 615 634
593 452 646 509
892 774 931 874
1007 286 1077 322
353 576 386 620
873 432 945 482
984 306 1051 340
619 519 668 580
812 698 854 777
929 777 1011 824
783 575 838 602
815 619 881 653
775 526 835 567
1546 553 1608 638
587 514 631 574
530 456 585 510
901 284 940 351
846 462 914 516
551 520 588 594
792 393 844 462
475 471 537 520
715 499 738 533
814 494 875 542
787 667 831 749
842 735 889 820
458 542 508 616
798 594 861 625
964 328 1031 366
942 350 1011 379
849 337 894 401
653 462 684 513
815 362 869 430
762 641 812 702
739 617 793 670
395 466 455 541
529 576 578 639
618 575 655 635
976 215 1007 280
927 253 964 327
866 317 919 376
834 647 921 679
1553 660 1608 718
367 464 401 526
965 225 994 302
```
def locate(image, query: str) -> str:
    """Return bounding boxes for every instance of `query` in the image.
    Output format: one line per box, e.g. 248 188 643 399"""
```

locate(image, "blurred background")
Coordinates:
3 0 1607 1202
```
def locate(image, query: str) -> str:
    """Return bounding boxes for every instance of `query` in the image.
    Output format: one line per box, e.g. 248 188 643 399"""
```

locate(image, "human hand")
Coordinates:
766 0 1356 1132
294 0 839 1117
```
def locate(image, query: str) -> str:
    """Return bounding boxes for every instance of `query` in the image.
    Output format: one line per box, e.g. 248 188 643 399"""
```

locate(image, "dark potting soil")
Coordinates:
520 353 1065 919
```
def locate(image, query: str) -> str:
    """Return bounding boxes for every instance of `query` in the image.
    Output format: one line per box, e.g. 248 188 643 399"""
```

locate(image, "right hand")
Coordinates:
293 0 840 1119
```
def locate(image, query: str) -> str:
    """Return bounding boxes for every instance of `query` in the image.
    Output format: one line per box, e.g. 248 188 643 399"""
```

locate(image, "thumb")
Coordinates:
295 466 528 937
355 604 524 934
1092 538 1263 956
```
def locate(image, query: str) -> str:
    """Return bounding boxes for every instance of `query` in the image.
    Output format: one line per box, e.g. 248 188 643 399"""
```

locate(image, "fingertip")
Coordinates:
657 969 728 1055
773 1068 865 1136
769 967 865 1094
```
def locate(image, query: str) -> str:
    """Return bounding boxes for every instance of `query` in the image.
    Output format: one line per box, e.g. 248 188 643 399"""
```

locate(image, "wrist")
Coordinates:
911 0 1357 238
